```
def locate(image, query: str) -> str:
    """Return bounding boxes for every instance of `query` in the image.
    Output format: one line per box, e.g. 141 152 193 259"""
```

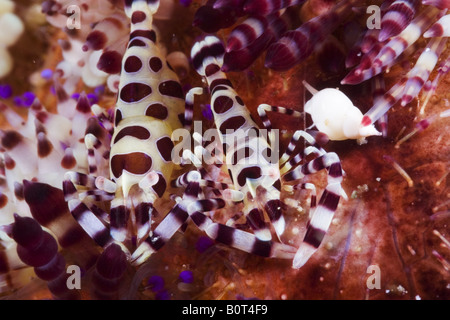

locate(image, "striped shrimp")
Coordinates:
187 36 346 269
264 0 357 71
222 10 293 72
63 0 186 265
339 4 449 131
342 5 441 85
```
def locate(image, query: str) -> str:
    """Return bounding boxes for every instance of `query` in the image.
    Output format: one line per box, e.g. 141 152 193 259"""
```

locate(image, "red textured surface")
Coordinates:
1 0 449 300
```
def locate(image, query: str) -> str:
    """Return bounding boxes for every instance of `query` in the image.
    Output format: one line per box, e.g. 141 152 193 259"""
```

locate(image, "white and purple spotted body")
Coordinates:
64 0 185 261
190 36 345 269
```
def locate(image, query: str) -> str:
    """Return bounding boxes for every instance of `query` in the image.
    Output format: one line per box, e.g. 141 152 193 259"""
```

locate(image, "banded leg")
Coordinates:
256 104 324 168
256 106 332 243
180 141 231 196
131 172 203 265
67 198 113 249
284 182 317 212
175 172 240 200
63 123 113 208
283 152 344 268
184 87 203 130
182 144 273 241
63 172 115 247
257 103 304 159
179 149 254 228
180 131 224 170
109 171 161 243
187 198 297 259
280 146 322 175
372 75 388 137
257 103 304 131
64 169 158 247
195 131 225 167
91 104 114 136
279 133 326 174
63 172 115 204
84 133 102 175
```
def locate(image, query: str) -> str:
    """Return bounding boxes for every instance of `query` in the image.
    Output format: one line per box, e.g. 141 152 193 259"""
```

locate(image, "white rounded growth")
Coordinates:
0 47 12 77
0 2 24 78
0 0 14 15
0 12 24 47
25 3 47 27
304 83 381 142
82 50 108 87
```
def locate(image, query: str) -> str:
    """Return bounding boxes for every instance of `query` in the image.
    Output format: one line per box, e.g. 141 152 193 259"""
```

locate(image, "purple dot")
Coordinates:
155 290 170 300
22 92 36 107
201 104 213 121
147 275 164 292
0 84 12 99
13 96 23 107
40 69 53 79
179 270 194 284
179 0 192 7
71 92 80 100
195 236 214 253
87 93 99 104
94 85 105 96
